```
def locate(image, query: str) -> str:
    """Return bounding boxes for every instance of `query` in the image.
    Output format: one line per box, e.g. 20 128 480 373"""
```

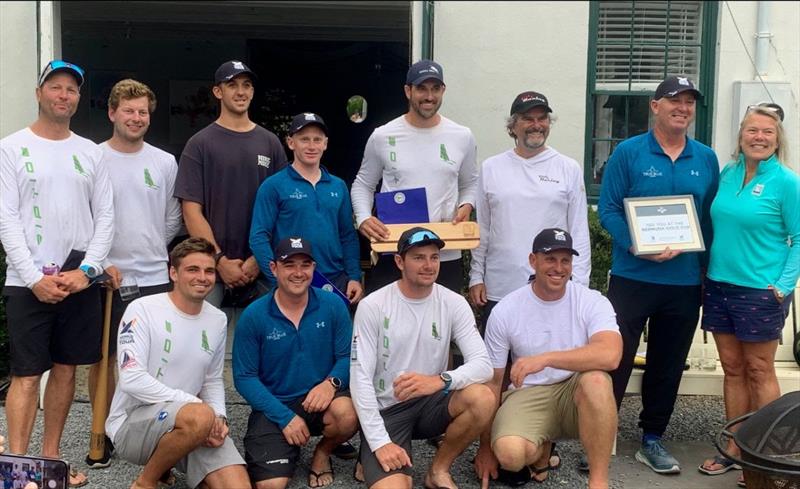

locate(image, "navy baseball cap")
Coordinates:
532 228 579 256
654 75 702 100
406 60 444 86
397 227 445 255
273 237 314 262
288 112 328 136
214 60 257 84
38 60 85 88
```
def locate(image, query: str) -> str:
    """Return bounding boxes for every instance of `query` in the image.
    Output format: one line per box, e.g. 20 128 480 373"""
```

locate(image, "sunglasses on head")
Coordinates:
38 60 85 86
404 230 441 246
747 101 784 122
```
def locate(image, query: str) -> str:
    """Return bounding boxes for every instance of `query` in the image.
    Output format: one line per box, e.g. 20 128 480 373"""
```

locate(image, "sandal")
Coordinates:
353 461 365 484
698 454 741 475
68 466 89 488
308 457 334 488
737 473 746 487
530 441 560 483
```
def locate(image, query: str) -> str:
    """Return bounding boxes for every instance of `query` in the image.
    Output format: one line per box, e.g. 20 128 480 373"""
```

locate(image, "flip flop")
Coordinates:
68 466 89 488
737 473 746 487
530 441 560 483
698 455 741 475
308 457 334 488
352 461 365 484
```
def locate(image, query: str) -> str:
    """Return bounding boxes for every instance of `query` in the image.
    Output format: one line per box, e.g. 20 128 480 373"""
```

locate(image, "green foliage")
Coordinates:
588 206 613 295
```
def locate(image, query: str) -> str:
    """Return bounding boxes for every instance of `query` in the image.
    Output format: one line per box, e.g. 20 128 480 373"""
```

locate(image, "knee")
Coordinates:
176 402 215 438
575 371 614 407
493 437 530 472
326 398 358 432
744 358 776 385
460 384 496 416
49 363 77 381
12 374 42 393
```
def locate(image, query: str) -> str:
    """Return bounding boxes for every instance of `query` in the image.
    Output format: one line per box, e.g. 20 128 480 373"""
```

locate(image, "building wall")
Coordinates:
0 2 38 138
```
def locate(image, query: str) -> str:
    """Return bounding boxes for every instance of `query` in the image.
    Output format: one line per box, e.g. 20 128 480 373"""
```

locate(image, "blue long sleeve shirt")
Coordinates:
232 287 352 428
598 130 719 285
249 164 361 287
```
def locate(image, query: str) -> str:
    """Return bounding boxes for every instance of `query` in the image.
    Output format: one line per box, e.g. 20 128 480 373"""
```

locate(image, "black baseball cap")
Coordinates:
214 60 257 84
510 91 552 115
397 227 445 255
532 228 579 256
273 237 314 262
288 112 328 136
654 75 702 100
38 60 85 88
406 60 444 86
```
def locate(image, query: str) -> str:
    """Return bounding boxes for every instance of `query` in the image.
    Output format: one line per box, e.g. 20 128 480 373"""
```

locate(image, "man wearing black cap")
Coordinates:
351 59 478 294
0 59 113 486
469 91 591 332
350 226 494 489
250 112 362 304
598 75 719 474
175 60 288 317
474 228 620 489
233 237 357 488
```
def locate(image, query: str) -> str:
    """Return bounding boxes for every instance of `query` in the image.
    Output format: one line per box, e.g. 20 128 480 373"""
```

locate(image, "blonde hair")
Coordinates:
108 79 156 113
734 106 788 163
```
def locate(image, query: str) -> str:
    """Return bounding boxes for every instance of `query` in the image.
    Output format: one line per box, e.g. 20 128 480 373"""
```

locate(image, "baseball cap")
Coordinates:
214 60 257 84
532 228 579 256
397 227 445 255
288 112 328 136
38 60 85 88
406 60 444 86
510 91 552 115
654 75 702 100
273 237 314 262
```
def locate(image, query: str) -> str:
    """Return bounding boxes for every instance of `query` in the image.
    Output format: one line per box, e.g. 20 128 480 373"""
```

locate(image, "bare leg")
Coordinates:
202 464 250 489
372 473 412 489
5 374 41 454
255 476 290 489
41 363 77 457
742 339 780 409
88 354 116 416
309 397 359 487
575 371 616 489
709 333 747 462
492 435 545 471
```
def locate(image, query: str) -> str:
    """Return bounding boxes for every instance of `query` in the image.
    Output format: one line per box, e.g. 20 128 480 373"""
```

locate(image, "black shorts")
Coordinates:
360 392 453 486
105 283 171 356
243 390 351 482
3 284 102 376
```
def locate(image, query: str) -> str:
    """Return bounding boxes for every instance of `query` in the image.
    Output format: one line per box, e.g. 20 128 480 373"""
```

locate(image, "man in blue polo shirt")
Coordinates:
598 75 719 474
250 112 362 304
233 237 357 488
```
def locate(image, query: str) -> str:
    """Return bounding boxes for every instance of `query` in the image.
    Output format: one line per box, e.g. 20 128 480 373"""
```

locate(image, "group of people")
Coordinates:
0 52 796 489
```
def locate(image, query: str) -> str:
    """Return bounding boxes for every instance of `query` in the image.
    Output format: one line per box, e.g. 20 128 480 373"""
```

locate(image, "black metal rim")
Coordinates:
715 412 800 476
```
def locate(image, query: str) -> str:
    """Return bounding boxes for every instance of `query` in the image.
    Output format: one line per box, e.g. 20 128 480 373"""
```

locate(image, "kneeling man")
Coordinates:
233 237 357 488
474 228 621 489
105 237 249 489
351 227 495 489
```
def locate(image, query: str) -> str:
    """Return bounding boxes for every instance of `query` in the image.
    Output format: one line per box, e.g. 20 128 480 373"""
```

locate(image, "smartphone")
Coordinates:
0 453 69 489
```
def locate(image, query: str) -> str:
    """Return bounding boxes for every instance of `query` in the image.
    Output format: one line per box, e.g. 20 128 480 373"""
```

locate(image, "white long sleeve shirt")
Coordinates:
351 115 478 262
106 293 228 441
350 282 492 452
101 142 182 286
0 128 113 288
469 148 591 300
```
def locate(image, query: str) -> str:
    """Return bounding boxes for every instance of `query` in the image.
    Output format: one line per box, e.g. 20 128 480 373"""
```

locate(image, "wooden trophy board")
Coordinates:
370 221 480 253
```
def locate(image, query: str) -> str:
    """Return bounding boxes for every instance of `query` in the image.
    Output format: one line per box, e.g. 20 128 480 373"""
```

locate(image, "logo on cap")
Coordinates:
554 230 566 241
232 61 245 70
304 113 316 121
290 238 303 249
522 94 545 103
678 76 690 86
422 65 440 74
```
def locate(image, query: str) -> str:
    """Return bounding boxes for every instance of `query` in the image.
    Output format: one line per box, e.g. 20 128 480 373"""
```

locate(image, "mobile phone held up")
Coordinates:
0 453 69 489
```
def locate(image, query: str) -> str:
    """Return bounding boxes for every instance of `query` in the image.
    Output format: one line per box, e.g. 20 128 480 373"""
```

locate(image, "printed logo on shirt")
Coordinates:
383 317 390 329
330 191 339 198
266 328 287 341
538 175 560 184
120 319 136 335
21 147 30 157
642 166 663 178
316 321 326 329
156 410 169 422
73 155 88 176
120 350 137 370
752 183 764 196
439 144 456 165
257 155 271 168
431 321 441 340
351 335 358 361
388 136 396 147
144 168 159 189
201 330 213 355
289 189 308 200
690 170 700 177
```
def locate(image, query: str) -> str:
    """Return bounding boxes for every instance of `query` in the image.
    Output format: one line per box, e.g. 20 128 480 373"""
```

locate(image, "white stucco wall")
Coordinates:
0 2 38 138
432 1 590 166
714 1 800 172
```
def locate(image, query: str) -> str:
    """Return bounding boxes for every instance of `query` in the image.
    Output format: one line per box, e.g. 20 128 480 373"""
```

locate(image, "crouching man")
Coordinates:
474 229 622 489
105 237 249 489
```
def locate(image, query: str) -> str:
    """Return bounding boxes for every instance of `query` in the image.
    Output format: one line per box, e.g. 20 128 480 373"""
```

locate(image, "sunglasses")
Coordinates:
38 60 85 87
400 230 442 251
747 102 784 122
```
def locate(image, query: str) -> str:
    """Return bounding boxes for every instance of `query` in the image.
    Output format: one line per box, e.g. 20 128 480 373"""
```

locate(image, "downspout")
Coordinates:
754 1 771 77
421 1 435 60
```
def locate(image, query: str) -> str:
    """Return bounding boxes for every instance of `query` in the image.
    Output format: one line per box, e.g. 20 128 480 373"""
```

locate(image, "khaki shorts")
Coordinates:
491 373 602 446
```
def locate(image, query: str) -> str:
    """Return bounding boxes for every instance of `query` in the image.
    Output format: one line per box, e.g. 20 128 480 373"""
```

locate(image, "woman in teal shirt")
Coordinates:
699 105 799 484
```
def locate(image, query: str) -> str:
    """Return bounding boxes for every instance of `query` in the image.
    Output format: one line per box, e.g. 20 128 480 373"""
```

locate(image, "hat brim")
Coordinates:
216 70 257 85
407 75 444 86
533 246 580 256
275 251 314 262
657 87 702 101
289 121 328 136
41 67 84 88
398 237 446 254
511 101 552 115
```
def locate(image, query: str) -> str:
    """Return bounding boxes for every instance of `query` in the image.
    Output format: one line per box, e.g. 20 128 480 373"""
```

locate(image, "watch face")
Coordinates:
329 377 342 388
441 373 452 383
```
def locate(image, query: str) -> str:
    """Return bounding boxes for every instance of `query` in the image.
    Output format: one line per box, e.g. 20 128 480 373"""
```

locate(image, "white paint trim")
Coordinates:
38 1 61 70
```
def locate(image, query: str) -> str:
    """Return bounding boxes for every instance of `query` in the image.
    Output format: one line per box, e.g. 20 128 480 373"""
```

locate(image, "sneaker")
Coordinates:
635 439 681 474
332 441 358 460
85 435 114 469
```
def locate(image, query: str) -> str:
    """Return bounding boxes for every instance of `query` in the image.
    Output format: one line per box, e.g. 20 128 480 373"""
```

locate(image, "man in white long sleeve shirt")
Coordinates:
350 227 494 489
105 238 249 489
351 60 478 294
469 91 591 332
86 79 183 468
0 60 113 488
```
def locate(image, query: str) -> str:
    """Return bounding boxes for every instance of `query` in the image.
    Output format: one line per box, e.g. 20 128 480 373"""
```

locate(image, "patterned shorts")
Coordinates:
701 279 792 342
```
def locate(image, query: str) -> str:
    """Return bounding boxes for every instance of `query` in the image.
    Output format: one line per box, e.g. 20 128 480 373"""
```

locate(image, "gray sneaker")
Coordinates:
635 439 681 474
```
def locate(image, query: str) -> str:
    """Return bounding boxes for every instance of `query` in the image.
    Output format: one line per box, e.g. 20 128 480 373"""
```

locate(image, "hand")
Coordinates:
469 284 487 306
346 280 363 303
281 415 310 446
452 203 473 224
510 355 548 388
632 246 682 263
32 275 70 304
768 285 785 303
241 256 260 283
104 265 122 290
58 269 91 293
474 444 499 489
374 443 412 472
358 216 390 241
302 379 336 413
393 372 444 402
203 416 229 448
216 256 247 288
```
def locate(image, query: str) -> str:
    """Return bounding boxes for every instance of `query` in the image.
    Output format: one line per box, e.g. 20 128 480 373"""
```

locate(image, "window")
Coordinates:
584 1 718 198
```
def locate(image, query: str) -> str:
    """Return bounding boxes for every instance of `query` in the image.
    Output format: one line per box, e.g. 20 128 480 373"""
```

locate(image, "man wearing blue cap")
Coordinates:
0 59 114 487
351 60 479 294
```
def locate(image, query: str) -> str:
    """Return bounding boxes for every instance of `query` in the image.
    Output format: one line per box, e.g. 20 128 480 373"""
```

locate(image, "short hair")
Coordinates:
169 237 215 268
108 79 156 113
505 112 557 139
734 106 788 164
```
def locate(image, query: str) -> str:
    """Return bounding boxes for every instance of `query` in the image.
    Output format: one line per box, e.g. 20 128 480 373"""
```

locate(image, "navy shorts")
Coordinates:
701 279 792 342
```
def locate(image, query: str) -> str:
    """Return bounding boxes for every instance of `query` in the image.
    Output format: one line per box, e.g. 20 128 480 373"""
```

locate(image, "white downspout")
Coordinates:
754 1 771 77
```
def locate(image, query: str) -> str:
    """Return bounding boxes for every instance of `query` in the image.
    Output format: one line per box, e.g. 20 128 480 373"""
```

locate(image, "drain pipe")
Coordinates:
754 1 771 77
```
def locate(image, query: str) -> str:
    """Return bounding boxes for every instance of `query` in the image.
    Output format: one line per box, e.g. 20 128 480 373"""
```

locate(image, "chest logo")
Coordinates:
690 170 700 176
266 328 287 341
752 183 764 196
316 321 326 329
144 168 159 189
642 166 662 178
439 144 456 165
73 155 88 176
201 330 213 355
538 175 560 183
289 189 308 200
257 155 271 168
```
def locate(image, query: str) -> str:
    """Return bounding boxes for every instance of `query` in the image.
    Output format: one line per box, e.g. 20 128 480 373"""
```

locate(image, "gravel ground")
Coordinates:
0 363 726 488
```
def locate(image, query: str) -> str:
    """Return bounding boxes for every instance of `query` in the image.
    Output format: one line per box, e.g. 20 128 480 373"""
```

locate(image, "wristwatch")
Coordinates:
214 251 224 264
79 264 100 280
216 414 228 427
440 372 453 394
327 377 342 391
775 289 785 302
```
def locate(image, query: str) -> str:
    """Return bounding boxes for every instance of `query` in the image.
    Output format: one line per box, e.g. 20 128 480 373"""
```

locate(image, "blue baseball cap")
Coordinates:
38 60 85 88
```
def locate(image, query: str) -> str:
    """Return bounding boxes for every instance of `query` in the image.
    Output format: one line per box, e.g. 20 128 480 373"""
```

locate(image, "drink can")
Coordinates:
42 263 60 275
